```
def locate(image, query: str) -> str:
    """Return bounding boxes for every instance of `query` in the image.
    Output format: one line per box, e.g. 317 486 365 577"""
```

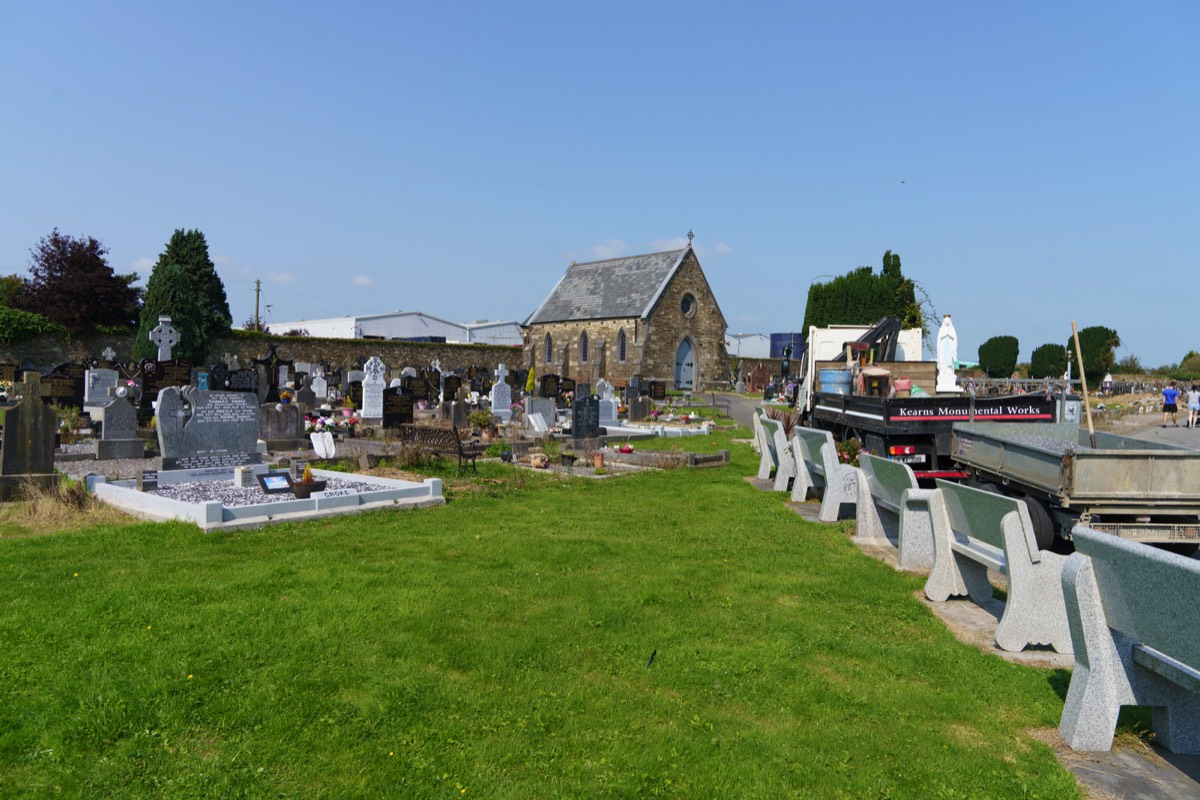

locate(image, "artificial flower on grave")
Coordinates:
279 388 295 403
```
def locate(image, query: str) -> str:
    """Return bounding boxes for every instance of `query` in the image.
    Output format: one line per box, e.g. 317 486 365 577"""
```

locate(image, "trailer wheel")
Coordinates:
1020 497 1056 551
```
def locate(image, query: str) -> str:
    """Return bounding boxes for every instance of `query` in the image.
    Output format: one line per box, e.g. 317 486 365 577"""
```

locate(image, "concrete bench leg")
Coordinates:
853 476 886 542
818 464 858 523
773 437 796 493
1060 554 1135 750
897 489 936 570
924 492 992 603
790 459 814 503
756 446 775 481
996 520 1071 653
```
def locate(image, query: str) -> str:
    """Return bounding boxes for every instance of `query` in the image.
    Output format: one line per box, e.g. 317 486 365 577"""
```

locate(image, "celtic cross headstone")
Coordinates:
149 316 181 361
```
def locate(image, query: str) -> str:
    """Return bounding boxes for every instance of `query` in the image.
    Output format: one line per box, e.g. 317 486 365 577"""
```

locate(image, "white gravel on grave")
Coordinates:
151 476 391 507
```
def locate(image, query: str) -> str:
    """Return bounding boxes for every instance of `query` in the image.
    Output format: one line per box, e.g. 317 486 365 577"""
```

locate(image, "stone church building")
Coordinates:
523 243 729 390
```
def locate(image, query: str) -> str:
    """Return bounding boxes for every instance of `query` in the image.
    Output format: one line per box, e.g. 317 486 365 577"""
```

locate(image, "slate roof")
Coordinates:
524 247 689 325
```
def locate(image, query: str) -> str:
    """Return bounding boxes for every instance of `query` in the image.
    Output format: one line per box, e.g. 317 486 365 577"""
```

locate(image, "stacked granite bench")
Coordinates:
764 418 797 492
924 480 1072 654
1059 526 1200 754
790 427 858 523
855 453 937 569
755 416 781 483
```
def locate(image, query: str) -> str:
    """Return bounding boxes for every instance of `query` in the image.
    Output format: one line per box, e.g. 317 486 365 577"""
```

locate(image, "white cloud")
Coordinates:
715 242 733 256
352 274 375 288
648 236 690 252
589 239 627 260
267 271 297 285
212 254 254 281
131 257 155 272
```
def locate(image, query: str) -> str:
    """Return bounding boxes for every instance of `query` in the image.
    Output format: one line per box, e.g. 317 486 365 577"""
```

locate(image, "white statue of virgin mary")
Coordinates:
935 315 961 393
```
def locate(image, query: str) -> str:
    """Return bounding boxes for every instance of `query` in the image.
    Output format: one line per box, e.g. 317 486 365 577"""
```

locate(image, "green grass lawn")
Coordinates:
0 434 1081 798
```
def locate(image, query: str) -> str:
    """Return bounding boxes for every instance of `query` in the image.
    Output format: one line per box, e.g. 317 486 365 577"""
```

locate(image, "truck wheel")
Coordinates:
1020 497 1056 551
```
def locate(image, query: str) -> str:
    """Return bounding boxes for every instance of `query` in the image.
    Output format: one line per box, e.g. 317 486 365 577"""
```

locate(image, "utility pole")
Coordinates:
254 279 261 331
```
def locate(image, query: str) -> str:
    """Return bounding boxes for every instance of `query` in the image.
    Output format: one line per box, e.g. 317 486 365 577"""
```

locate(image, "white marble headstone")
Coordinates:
85 368 119 407
362 356 386 418
310 430 336 459
599 398 618 425
491 363 512 422
311 372 328 400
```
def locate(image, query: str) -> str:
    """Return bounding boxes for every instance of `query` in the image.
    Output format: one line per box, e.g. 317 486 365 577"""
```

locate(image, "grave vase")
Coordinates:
291 480 326 499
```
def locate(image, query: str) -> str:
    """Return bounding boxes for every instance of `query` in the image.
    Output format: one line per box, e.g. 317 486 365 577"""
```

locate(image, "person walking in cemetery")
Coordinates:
1189 384 1200 429
1161 382 1180 427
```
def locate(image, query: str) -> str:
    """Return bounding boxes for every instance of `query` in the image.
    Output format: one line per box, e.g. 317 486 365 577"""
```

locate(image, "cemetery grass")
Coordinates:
0 442 1083 798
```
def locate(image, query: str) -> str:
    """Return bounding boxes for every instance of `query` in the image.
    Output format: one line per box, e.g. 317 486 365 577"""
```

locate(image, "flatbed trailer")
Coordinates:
951 422 1200 550
810 391 1064 480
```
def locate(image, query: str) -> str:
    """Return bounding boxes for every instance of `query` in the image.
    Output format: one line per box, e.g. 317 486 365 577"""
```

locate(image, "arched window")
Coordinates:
580 330 589 363
544 333 553 365
618 329 627 362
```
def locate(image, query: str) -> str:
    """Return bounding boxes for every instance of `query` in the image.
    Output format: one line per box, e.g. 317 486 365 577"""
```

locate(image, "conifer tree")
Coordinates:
134 229 232 362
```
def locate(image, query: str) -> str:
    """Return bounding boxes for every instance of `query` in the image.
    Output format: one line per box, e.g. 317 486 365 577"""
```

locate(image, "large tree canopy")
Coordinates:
977 335 1020 378
134 229 232 363
1066 326 1120 387
17 229 141 335
801 250 924 341
1030 343 1068 379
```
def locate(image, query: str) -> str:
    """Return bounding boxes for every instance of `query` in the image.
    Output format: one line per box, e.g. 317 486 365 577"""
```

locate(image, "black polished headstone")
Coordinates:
139 359 193 421
206 362 230 391
347 381 364 410
252 344 293 404
572 394 600 441
381 387 414 428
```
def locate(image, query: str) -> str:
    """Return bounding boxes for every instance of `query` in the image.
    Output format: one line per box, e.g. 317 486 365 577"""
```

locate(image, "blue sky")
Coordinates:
2 2 1196 367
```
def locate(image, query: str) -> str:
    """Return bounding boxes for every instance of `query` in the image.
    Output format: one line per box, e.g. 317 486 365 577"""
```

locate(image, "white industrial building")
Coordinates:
725 333 771 359
463 320 524 346
268 311 522 345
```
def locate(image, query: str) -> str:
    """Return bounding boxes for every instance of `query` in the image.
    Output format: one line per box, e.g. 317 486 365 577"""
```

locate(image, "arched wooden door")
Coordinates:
675 337 694 390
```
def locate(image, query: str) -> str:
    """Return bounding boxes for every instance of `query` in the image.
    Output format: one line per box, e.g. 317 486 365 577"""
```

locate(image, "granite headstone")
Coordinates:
155 387 262 472
0 373 60 499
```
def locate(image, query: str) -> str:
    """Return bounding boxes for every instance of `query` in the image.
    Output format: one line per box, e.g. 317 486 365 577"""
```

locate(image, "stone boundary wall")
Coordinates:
0 332 525 374
1 332 786 388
